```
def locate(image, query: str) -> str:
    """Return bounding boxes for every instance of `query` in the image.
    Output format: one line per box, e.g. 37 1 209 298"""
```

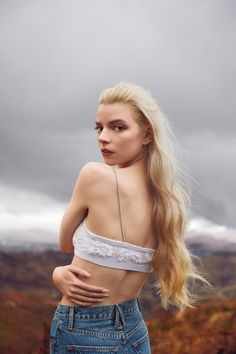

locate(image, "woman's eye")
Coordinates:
94 125 125 133
94 126 103 133
114 125 125 132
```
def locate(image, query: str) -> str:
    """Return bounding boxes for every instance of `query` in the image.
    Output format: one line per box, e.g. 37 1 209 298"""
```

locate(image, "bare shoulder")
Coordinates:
79 162 114 187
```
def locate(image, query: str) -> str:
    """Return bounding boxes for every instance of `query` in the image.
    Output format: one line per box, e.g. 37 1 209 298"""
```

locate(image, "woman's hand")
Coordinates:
52 265 110 306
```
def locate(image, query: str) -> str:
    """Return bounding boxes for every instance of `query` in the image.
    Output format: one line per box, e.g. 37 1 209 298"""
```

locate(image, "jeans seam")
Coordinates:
58 323 123 339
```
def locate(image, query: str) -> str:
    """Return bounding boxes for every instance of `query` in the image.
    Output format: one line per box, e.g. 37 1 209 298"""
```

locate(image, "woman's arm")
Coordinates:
59 164 93 252
56 164 110 305
53 265 110 306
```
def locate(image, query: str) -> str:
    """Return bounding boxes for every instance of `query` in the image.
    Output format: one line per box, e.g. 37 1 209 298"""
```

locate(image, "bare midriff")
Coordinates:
60 255 150 306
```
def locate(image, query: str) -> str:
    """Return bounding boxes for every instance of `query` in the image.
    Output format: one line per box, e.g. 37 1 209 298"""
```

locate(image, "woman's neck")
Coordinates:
116 150 148 172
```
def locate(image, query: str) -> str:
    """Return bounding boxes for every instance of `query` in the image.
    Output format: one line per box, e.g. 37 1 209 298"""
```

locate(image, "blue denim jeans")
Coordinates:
50 298 151 353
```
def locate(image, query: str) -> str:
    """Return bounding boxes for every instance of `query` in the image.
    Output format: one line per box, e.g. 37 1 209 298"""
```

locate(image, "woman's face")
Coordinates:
95 102 150 167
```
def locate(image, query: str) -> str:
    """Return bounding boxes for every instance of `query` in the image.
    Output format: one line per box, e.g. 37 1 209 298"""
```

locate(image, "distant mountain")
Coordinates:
0 238 59 252
185 234 236 257
185 222 236 256
1 216 236 256
0 249 235 303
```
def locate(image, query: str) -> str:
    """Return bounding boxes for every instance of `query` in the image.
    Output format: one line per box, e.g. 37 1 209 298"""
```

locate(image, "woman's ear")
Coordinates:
143 127 153 145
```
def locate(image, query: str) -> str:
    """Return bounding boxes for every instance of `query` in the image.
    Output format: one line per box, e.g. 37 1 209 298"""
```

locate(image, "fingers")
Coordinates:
59 265 111 304
67 265 110 294
65 282 110 303
72 288 110 300
68 265 91 278
73 281 110 295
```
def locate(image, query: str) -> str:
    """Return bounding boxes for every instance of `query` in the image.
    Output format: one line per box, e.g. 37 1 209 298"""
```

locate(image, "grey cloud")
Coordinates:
1 124 101 200
0 0 235 228
182 132 236 228
0 0 235 132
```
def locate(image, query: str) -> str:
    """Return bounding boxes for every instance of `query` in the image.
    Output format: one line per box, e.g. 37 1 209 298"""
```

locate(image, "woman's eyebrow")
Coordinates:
95 119 128 125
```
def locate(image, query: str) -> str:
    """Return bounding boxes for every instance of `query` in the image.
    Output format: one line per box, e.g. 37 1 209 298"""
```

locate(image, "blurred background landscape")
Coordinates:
0 243 236 353
0 0 235 353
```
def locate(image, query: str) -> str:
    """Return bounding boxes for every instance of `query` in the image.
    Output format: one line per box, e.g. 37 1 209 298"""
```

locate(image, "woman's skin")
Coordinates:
52 265 110 306
54 102 157 306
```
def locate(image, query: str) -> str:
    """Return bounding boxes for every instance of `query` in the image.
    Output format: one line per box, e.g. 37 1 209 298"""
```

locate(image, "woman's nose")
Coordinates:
98 128 111 143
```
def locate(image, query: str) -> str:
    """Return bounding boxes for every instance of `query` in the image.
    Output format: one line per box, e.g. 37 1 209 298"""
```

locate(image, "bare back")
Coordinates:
61 162 157 306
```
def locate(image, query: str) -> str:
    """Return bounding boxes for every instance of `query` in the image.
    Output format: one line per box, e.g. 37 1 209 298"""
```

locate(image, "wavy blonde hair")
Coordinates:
99 81 210 312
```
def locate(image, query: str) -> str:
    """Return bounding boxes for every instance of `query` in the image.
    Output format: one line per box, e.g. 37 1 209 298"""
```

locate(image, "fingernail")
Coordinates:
103 289 109 293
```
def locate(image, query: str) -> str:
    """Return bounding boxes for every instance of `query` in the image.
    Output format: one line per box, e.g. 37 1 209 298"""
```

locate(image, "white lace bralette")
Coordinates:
72 220 156 273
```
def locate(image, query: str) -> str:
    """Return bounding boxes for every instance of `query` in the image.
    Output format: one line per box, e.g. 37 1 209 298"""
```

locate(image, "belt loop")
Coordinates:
137 298 142 313
68 306 74 331
118 305 126 327
114 304 126 328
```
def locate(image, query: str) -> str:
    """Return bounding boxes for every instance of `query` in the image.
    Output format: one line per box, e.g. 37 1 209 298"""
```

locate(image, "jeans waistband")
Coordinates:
55 298 142 330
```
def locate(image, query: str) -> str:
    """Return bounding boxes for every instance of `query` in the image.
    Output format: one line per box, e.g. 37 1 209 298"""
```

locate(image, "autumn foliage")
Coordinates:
0 250 235 354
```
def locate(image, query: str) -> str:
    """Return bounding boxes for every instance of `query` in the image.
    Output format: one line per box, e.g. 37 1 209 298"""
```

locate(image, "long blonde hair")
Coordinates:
99 81 210 312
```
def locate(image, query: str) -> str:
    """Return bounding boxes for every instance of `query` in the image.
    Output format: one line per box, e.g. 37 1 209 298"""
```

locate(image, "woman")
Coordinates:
50 82 208 353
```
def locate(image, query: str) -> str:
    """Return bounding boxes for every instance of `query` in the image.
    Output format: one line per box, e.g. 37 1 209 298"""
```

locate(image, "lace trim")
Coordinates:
73 224 155 264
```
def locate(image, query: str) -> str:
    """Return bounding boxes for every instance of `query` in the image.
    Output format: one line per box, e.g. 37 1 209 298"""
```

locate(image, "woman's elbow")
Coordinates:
59 230 74 253
59 239 74 253
60 244 74 253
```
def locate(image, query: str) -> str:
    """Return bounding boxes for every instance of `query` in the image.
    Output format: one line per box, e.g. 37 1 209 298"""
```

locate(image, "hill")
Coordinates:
0 250 236 353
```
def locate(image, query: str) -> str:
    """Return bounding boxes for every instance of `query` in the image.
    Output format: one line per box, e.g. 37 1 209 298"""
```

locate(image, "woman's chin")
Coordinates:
102 155 132 167
103 160 117 166
102 156 117 165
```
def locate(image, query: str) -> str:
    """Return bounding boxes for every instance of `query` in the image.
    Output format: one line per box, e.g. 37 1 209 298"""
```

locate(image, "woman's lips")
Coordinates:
101 148 114 156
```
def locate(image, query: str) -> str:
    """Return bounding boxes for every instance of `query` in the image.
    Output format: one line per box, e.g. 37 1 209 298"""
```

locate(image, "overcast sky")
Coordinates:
0 0 235 243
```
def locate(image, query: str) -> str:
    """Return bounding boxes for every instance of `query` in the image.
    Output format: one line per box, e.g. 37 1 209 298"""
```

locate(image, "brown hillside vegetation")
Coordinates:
0 289 56 354
0 250 235 353
0 290 235 354
148 299 236 354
